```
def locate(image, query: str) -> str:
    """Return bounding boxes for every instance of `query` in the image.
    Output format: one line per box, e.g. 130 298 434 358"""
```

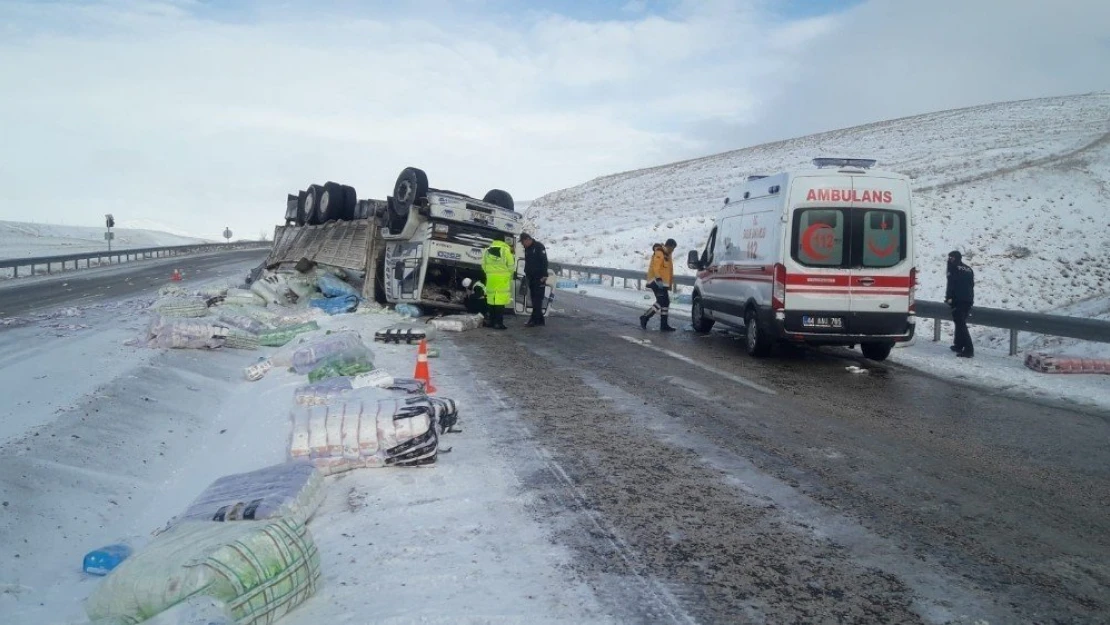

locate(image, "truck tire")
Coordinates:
392 167 429 220
304 184 323 225
341 185 358 220
482 189 514 211
691 296 715 333
296 190 308 226
319 181 345 223
745 309 773 357
861 342 894 361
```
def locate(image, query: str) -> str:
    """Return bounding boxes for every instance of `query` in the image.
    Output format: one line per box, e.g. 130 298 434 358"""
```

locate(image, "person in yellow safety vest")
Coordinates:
640 238 677 332
481 239 514 330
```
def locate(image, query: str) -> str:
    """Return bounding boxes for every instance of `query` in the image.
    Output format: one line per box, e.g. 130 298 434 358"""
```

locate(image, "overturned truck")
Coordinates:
268 167 547 314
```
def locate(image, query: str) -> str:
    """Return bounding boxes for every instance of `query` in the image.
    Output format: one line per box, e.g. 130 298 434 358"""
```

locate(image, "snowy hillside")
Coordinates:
524 93 1110 312
0 221 212 259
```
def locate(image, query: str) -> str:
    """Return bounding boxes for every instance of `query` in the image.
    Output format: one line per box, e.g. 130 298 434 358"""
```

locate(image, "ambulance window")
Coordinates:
717 217 742 262
701 228 717 266
792 209 846 267
859 210 905 268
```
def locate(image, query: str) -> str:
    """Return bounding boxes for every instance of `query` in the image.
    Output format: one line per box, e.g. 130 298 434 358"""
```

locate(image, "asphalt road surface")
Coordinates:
0 249 267 318
458 292 1109 624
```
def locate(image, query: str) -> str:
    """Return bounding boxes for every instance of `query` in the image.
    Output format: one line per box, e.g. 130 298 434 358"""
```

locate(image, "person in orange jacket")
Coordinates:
640 238 677 332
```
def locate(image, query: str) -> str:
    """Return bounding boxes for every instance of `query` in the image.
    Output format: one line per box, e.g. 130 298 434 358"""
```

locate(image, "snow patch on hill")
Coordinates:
524 93 1110 313
0 220 212 259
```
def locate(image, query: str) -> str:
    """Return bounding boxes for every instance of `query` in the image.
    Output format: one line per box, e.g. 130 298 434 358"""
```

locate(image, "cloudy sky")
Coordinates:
1 0 1108 240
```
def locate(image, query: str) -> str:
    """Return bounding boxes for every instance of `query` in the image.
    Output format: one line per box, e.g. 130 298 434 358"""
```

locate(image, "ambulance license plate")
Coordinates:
802 315 843 329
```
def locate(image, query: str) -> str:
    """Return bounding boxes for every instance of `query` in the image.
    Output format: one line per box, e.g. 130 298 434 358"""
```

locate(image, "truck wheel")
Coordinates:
745 309 772 357
341 185 358 220
296 190 308 226
319 181 345 223
691 296 714 333
482 189 514 211
861 342 894 361
393 167 429 220
304 184 323 225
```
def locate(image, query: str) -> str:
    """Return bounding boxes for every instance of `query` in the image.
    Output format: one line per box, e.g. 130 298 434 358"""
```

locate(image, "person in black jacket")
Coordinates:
945 250 975 358
520 233 549 327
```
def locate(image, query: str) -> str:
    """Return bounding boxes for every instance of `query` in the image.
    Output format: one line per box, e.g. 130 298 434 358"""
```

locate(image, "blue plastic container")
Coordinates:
83 543 133 576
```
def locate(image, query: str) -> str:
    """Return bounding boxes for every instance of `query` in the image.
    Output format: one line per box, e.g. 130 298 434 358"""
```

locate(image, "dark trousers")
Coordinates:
952 302 973 353
528 280 546 323
488 304 505 328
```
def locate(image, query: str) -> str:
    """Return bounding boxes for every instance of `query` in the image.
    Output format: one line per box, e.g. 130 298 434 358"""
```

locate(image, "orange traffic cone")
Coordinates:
171 269 183 282
413 339 436 394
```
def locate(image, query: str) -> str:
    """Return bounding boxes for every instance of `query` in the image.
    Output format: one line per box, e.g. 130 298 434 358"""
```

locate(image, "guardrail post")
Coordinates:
1009 330 1019 356
933 320 941 342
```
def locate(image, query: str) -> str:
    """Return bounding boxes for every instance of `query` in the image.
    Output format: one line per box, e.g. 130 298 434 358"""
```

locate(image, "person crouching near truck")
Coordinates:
640 238 677 332
481 239 514 330
462 278 489 326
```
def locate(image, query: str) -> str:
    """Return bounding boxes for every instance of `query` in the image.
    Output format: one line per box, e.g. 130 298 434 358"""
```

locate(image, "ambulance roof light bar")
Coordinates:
812 158 877 169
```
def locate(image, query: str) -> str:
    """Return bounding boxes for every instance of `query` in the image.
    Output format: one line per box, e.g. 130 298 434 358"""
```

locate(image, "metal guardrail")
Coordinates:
550 261 1110 356
0 242 271 278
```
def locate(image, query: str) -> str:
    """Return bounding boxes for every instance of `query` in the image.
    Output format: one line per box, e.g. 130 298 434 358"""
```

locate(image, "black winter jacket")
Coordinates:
523 241 549 282
946 261 975 305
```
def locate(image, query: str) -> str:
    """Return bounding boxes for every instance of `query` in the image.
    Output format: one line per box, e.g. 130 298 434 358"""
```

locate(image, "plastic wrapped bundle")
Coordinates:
269 329 332 367
250 273 299 306
258 322 320 347
428 314 483 332
224 330 260 350
230 304 281 327
309 295 359 315
273 308 325 326
216 309 268 334
225 288 266 307
244 359 273 382
135 595 235 625
294 376 404 407
151 296 209 319
289 397 438 473
146 316 227 350
317 273 360 299
85 517 320 625
290 331 366 374
305 347 374 382
173 462 324 527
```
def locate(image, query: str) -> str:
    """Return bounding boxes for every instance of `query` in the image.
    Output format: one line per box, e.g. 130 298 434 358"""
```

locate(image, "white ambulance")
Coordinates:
686 158 916 361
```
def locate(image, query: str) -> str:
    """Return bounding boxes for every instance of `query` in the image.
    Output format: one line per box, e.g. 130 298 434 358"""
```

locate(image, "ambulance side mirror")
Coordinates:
687 250 702 270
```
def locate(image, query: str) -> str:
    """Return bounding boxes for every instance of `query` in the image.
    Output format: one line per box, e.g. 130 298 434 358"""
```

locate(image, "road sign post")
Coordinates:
105 214 115 252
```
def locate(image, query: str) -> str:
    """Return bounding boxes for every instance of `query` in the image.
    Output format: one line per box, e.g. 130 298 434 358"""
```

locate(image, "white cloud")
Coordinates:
0 0 1106 241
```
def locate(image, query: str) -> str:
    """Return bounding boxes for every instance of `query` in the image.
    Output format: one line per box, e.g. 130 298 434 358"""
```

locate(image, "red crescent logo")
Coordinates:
867 236 897 258
801 223 834 260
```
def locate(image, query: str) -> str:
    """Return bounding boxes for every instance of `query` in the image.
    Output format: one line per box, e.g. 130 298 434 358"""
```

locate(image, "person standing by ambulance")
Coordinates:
520 233 549 327
481 239 514 330
945 250 975 358
640 238 677 332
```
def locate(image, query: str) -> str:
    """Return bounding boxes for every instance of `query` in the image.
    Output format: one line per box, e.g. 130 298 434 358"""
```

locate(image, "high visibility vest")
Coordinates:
482 241 515 305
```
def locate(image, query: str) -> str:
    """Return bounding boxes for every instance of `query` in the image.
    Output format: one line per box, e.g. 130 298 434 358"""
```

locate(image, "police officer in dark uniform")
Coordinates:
520 233 549 327
945 250 975 358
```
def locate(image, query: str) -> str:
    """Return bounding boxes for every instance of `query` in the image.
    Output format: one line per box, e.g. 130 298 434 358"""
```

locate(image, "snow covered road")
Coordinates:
457 292 1110 624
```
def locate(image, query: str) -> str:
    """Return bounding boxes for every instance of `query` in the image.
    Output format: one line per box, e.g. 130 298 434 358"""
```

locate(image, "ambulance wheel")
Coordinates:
861 342 893 361
393 167 429 219
482 189 514 211
691 296 714 333
745 309 772 357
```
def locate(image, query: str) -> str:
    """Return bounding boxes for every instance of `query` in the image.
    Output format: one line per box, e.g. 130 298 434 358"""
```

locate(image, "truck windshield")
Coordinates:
791 208 905 269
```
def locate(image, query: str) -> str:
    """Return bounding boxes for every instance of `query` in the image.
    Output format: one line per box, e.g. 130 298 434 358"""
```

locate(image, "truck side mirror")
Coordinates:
393 262 405 281
687 249 702 270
